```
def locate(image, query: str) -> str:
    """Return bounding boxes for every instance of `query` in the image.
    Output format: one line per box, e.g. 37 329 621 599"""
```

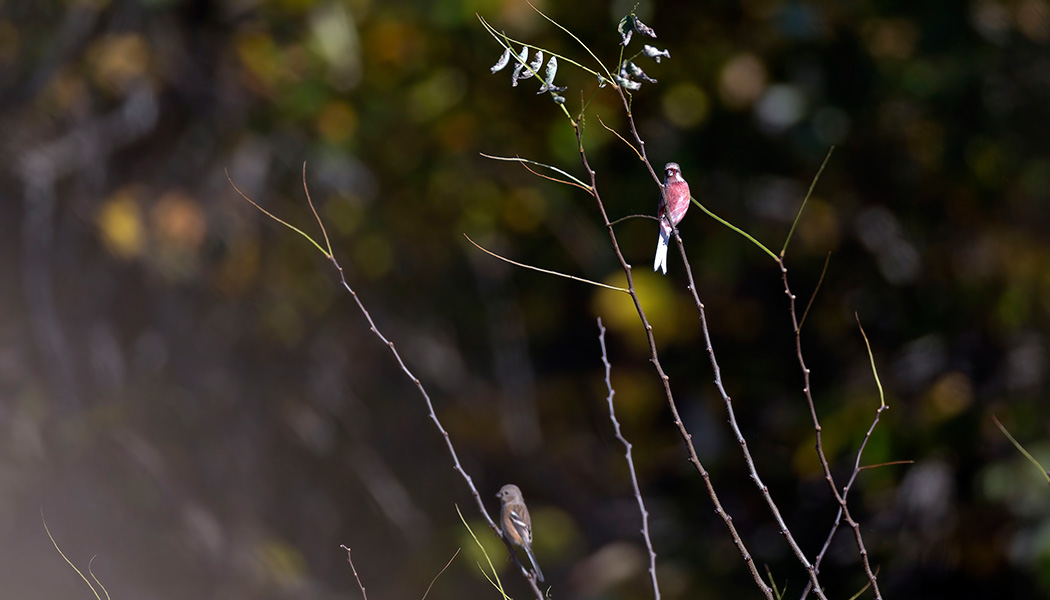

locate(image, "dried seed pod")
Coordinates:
643 45 670 63
626 61 657 83
510 46 529 86
528 50 544 75
537 56 566 94
613 74 642 90
490 47 511 73
633 16 656 38
617 16 633 46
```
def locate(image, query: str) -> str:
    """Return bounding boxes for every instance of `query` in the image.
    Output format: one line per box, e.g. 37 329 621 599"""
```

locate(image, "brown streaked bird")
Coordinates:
497 484 545 582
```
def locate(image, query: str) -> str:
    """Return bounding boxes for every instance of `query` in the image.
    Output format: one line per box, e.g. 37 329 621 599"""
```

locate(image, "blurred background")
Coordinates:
2 0 1050 598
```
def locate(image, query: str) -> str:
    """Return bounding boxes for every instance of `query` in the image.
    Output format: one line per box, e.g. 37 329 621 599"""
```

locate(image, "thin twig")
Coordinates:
691 197 778 261
464 234 629 293
480 152 591 190
610 89 661 186
856 315 887 409
992 415 1050 483
798 252 831 332
225 169 330 258
42 510 106 600
340 545 369 600
609 213 659 227
782 147 834 258
302 162 334 256
422 548 462 600
522 0 614 81
859 460 913 472
456 505 510 598
598 318 660 600
517 160 592 191
87 556 112 600
596 115 641 159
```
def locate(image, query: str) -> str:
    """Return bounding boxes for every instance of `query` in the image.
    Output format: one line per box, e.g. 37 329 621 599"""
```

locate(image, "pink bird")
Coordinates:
653 162 691 274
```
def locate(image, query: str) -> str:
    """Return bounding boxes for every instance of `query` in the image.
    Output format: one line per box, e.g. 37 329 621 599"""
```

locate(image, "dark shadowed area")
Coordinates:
2 0 1049 598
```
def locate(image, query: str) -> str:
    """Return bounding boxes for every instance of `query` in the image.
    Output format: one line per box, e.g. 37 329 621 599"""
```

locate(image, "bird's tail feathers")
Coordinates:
524 545 545 582
653 228 669 274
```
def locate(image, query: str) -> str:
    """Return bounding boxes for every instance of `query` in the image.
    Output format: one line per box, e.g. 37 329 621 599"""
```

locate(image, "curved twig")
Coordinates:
480 153 591 190
464 234 629 293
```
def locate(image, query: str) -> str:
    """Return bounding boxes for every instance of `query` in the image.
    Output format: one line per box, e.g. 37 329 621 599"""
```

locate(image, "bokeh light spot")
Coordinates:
316 100 358 143
89 33 150 92
662 83 710 129
503 187 547 233
98 187 145 259
755 84 806 132
718 53 767 110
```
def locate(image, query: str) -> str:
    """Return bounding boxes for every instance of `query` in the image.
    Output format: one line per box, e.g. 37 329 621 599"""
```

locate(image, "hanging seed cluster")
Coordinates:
489 10 672 104
490 47 567 103
614 13 667 91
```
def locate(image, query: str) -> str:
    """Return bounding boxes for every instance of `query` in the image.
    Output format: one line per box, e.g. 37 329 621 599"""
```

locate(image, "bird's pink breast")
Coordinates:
666 181 690 225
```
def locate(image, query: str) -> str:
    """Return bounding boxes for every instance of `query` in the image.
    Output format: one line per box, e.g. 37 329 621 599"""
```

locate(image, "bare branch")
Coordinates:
231 176 542 598
787 283 885 599
669 228 828 599
571 115 773 599
340 545 369 600
597 318 660 600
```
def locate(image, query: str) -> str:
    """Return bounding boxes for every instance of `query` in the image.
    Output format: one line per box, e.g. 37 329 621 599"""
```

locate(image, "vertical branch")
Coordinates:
780 260 882 600
801 405 887 600
571 117 773 599
597 318 660 600
611 81 830 597
669 232 828 600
